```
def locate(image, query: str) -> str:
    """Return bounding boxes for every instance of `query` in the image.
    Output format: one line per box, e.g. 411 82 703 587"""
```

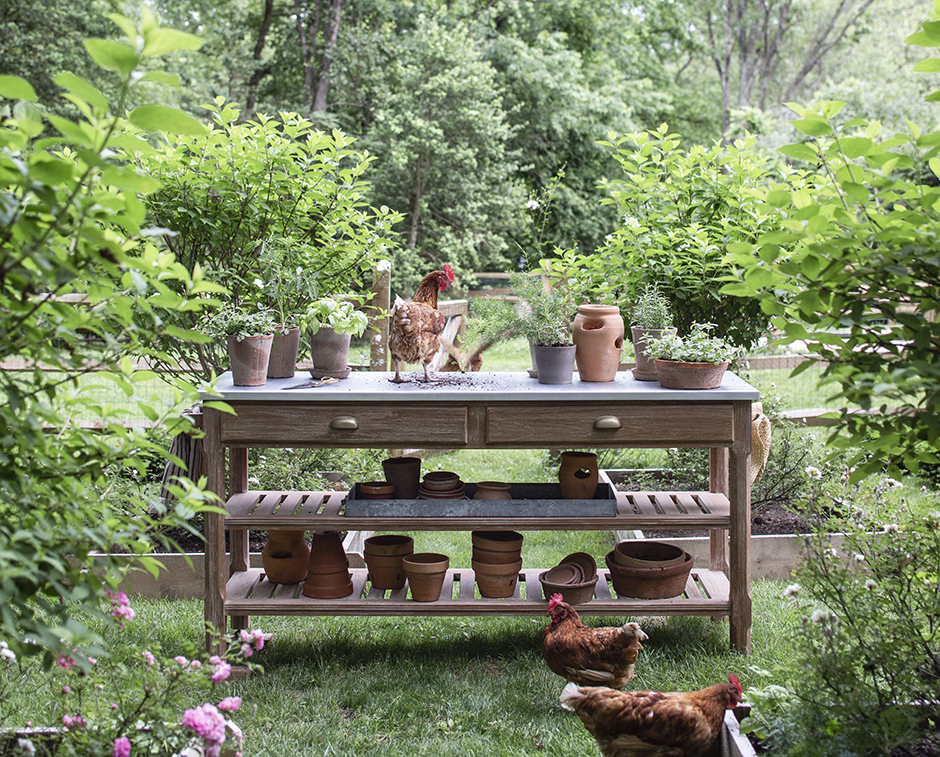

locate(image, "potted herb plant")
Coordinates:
201 305 277 386
302 297 369 379
629 284 677 381
645 322 737 389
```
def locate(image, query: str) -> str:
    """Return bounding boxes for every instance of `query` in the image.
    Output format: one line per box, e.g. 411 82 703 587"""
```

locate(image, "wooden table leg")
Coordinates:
229 446 250 634
728 400 753 654
203 407 227 656
708 447 730 575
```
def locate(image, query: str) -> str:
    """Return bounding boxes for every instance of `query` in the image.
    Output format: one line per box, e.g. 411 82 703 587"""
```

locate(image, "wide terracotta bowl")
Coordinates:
471 530 524 553
613 540 686 568
559 551 597 581
605 549 693 599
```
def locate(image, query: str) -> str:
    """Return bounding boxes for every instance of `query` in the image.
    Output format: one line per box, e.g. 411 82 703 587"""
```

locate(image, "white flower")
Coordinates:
0 645 15 662
825 547 838 558
865 579 877 590
784 584 801 597
810 609 828 623
247 476 260 485
525 199 540 210
624 216 640 228
883 523 899 533
15 739 35 757
376 259 392 272
804 466 822 480
885 478 903 489
852 553 865 563
253 278 264 289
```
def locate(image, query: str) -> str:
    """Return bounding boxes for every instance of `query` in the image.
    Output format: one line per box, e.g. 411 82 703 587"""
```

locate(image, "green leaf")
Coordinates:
128 105 208 136
840 137 872 159
914 58 940 73
107 13 139 46
83 38 139 76
791 117 832 137
53 72 109 114
136 71 182 87
841 182 869 203
46 115 94 148
141 28 204 57
778 143 818 162
766 189 791 207
0 75 37 102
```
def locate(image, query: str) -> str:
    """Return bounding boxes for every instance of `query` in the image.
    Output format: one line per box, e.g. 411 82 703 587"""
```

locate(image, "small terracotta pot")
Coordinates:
539 571 598 605
558 451 599 499
261 529 310 584
572 304 624 382
654 359 729 390
267 326 301 378
471 530 523 553
472 482 512 500
422 471 461 490
472 558 523 598
306 530 349 574
227 334 273 386
630 326 676 381
559 552 597 581
472 546 522 565
403 553 449 602
360 481 396 500
309 327 351 379
363 535 415 556
381 456 422 499
364 552 410 590
302 568 354 598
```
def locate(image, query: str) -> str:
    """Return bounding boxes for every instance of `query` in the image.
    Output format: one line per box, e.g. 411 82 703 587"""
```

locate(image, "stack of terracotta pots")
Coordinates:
471 530 523 598
538 551 598 605
302 530 354 598
363 534 414 590
605 540 693 599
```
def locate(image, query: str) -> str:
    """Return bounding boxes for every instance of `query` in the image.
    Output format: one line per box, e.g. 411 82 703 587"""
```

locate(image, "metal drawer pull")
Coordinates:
330 416 358 431
593 415 621 430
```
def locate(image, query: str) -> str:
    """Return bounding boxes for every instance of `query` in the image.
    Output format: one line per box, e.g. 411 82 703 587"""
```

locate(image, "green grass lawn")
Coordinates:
3 580 806 756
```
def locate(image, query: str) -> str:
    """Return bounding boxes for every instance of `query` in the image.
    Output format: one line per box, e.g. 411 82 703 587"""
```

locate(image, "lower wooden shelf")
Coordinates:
223 567 731 618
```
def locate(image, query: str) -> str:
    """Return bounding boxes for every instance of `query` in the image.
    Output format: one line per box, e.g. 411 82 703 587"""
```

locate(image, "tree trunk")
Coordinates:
242 0 276 123
407 157 427 250
312 0 344 113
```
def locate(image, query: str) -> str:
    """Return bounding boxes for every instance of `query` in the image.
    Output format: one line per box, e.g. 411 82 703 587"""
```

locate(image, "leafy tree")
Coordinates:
723 95 940 478
0 12 221 663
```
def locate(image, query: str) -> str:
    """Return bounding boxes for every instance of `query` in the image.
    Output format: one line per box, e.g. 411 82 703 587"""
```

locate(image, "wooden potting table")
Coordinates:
201 370 759 654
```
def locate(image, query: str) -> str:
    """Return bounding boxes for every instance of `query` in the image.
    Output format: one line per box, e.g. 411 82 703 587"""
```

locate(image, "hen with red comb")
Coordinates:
388 267 457 383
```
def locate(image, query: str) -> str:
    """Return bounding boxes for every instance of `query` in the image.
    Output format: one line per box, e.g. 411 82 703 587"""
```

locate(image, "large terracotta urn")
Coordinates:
572 304 624 382
558 451 599 499
261 530 310 584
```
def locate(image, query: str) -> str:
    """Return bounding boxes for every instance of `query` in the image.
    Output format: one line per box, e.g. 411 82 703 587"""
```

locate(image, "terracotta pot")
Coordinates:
261 529 310 584
364 552 410 590
613 540 687 568
630 326 677 381
471 530 523 553
472 558 522 598
363 535 415 556
605 549 693 599
472 481 512 500
403 553 450 602
654 359 729 390
309 327 351 379
539 571 598 605
360 481 396 500
302 567 354 598
559 552 597 581
306 530 349 574
267 326 301 378
558 451 599 499
422 471 461 490
472 546 522 565
227 334 273 386
532 344 576 385
572 304 624 382
381 456 422 499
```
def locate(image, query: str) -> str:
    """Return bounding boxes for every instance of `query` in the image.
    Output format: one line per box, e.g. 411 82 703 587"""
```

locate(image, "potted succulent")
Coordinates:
644 322 737 389
201 305 277 386
467 271 578 384
254 239 320 379
629 284 677 381
302 297 369 379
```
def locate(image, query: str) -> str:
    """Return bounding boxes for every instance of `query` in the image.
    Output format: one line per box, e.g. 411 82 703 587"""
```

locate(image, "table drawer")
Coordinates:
485 403 735 446
221 403 468 447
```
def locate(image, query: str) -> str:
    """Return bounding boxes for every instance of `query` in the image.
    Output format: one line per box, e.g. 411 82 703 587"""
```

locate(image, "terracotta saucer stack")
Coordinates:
539 551 598 605
418 471 465 499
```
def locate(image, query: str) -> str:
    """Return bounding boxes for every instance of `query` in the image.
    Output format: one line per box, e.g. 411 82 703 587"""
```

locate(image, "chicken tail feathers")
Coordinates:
559 681 583 712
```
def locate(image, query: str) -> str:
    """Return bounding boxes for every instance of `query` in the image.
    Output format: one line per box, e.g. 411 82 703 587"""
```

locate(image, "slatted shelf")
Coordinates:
222 489 731 531
223 567 731 617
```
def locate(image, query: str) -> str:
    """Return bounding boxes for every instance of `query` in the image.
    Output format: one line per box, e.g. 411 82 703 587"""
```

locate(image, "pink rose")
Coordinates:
181 703 226 744
112 735 131 757
218 696 242 712
210 660 231 685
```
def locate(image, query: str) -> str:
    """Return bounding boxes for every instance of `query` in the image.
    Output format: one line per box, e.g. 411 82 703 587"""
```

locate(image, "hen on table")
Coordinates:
388 265 456 383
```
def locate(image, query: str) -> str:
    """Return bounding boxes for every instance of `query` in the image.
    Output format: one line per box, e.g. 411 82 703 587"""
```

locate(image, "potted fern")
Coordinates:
645 322 737 389
629 284 676 381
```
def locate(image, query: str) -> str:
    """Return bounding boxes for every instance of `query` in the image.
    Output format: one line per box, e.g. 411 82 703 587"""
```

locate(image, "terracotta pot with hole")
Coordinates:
572 304 624 382
261 529 310 584
472 558 523 598
403 553 450 602
558 451 599 499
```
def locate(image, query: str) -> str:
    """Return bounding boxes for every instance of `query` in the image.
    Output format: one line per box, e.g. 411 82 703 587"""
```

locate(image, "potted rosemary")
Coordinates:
629 284 676 381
